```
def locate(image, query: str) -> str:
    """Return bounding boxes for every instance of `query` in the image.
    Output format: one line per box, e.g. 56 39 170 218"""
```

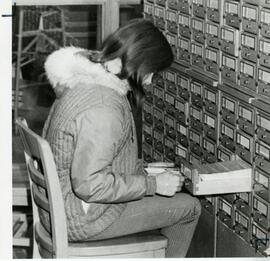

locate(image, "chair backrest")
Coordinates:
16 118 68 258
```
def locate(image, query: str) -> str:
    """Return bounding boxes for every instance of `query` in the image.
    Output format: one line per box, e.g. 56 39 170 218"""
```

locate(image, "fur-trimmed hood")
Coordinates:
44 46 130 97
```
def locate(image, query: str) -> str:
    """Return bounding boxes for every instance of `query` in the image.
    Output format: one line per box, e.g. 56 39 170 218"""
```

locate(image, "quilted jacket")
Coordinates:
41 47 156 241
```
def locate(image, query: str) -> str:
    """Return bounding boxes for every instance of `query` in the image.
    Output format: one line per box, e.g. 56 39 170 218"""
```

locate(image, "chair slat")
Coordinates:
38 244 54 258
32 183 50 212
35 222 54 253
28 159 46 188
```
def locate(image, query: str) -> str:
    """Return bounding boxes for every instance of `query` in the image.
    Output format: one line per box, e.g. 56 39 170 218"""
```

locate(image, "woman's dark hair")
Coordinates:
89 18 174 109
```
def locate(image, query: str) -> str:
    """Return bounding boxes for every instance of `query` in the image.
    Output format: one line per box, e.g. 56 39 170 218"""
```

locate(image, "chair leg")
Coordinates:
32 238 41 258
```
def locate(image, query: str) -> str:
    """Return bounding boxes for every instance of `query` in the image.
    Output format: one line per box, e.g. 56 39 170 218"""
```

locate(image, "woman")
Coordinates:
43 19 201 257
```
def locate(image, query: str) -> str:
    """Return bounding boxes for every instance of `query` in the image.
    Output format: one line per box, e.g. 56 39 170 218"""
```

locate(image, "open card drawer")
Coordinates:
183 159 252 196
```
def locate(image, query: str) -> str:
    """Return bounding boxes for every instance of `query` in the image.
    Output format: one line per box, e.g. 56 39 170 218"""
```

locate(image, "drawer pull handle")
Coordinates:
261 134 267 139
258 217 263 222
259 162 264 167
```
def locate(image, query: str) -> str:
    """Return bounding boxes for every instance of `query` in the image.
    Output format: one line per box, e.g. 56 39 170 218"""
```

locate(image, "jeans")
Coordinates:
90 193 201 257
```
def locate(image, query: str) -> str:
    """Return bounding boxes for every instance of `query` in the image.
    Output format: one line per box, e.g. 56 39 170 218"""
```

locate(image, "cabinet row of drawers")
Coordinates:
144 0 270 102
142 68 270 256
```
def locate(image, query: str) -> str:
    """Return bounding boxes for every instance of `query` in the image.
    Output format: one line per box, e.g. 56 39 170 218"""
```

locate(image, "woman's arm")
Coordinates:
71 105 156 203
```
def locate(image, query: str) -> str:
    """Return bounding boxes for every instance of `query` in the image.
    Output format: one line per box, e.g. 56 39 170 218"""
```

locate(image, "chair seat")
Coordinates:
68 231 168 258
36 222 167 258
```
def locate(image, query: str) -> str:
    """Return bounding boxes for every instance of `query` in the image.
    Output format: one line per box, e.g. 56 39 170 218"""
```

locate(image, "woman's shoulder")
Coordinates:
92 85 128 121
71 85 127 118
70 87 127 132
98 85 126 103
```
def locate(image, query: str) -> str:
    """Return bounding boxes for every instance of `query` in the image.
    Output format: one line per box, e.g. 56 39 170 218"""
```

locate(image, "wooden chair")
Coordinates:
16 118 167 258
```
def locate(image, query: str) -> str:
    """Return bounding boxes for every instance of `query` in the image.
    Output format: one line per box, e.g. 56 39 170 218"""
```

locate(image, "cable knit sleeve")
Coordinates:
71 104 155 203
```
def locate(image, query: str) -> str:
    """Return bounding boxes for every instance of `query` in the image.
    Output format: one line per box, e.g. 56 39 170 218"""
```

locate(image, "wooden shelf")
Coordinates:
65 21 96 27
68 31 96 38
13 162 30 206
13 212 31 247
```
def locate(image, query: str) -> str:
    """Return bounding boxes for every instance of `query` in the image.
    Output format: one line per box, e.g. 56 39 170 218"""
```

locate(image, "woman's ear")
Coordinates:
104 58 122 75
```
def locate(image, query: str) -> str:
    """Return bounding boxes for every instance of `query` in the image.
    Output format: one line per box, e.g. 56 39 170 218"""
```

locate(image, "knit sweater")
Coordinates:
42 47 156 241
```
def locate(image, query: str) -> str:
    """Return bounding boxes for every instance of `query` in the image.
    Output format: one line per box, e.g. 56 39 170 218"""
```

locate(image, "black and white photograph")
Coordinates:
1 0 270 259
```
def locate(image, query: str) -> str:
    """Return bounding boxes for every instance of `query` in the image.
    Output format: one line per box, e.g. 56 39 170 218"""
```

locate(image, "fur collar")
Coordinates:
44 46 130 97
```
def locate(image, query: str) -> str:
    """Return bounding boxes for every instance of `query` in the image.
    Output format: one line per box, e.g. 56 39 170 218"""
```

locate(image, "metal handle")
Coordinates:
260 133 267 139
239 230 245 235
259 161 264 167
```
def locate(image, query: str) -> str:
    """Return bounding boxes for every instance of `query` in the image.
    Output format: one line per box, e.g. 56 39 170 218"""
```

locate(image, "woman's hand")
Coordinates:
155 170 185 197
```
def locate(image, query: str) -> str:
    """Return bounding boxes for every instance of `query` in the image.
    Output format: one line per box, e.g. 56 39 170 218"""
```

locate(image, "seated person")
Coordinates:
42 19 201 257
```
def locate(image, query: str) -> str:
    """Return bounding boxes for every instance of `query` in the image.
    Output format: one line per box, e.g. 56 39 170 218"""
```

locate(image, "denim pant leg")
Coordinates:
89 193 201 257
